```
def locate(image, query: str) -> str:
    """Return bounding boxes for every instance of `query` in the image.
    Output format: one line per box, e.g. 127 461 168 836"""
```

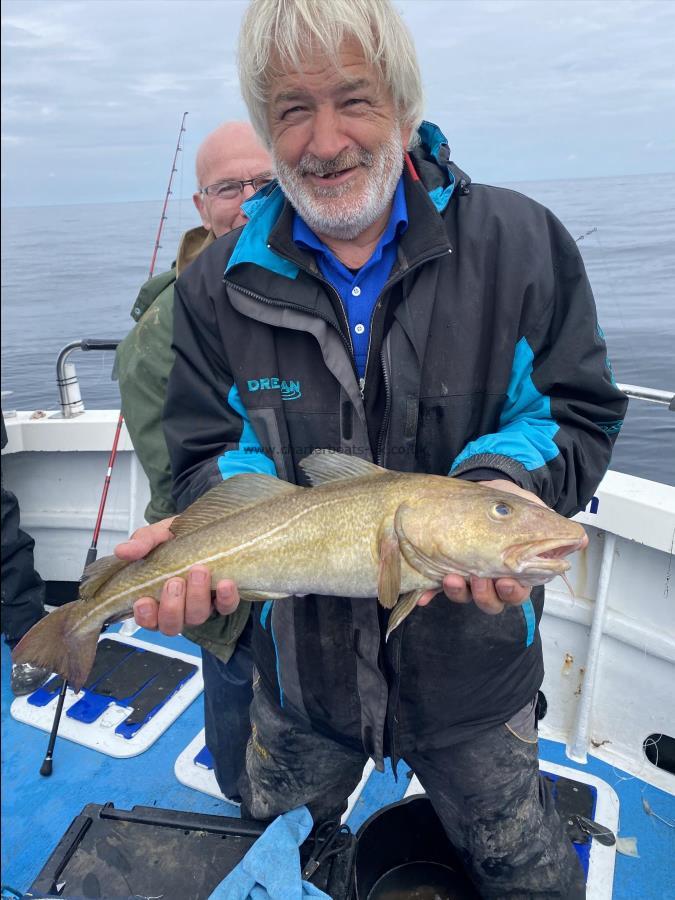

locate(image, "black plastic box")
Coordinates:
27 802 355 899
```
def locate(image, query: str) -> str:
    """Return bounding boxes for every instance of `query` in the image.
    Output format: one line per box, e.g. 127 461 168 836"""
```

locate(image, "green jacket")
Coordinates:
114 226 251 663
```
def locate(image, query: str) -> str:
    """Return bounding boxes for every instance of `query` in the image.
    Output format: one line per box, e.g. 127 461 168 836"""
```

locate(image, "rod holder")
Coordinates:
56 339 121 419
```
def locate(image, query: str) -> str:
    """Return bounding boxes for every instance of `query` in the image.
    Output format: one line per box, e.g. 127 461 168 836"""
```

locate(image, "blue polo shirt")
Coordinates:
293 177 408 380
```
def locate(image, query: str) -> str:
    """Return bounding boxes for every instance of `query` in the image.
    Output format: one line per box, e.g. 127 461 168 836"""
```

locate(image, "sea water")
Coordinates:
2 172 674 485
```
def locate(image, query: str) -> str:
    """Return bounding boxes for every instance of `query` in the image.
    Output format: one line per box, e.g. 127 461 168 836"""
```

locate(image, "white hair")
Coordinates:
238 0 424 149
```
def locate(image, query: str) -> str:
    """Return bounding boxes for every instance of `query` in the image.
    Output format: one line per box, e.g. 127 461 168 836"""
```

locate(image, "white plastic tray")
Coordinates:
10 633 203 758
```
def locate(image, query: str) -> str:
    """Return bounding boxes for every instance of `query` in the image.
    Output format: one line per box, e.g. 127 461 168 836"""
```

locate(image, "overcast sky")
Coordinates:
2 0 674 207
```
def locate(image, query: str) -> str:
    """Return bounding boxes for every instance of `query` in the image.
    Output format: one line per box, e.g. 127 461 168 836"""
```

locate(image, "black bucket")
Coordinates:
354 794 479 900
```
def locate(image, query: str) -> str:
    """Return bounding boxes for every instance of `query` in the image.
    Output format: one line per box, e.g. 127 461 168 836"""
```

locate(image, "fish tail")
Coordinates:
11 603 101 692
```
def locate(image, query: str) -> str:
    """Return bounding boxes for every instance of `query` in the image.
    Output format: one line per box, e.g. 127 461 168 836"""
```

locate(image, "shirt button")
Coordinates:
351 286 361 297
354 323 365 335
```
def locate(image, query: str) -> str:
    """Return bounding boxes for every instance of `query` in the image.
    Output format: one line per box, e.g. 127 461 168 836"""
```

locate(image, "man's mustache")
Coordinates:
297 148 374 177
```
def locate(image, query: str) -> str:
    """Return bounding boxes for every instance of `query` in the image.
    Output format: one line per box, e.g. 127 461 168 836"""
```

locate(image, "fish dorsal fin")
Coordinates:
170 474 301 539
299 450 387 486
80 555 129 600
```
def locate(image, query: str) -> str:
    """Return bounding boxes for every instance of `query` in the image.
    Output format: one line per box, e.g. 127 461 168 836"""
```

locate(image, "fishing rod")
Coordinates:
40 112 189 777
148 111 189 279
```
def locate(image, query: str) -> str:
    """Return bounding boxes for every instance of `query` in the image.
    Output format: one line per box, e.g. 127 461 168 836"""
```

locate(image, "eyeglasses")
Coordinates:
199 174 274 200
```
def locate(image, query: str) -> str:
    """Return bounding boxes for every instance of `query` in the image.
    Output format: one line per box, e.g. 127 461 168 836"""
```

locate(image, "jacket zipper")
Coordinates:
389 629 404 774
376 338 392 466
370 247 451 464
361 247 451 398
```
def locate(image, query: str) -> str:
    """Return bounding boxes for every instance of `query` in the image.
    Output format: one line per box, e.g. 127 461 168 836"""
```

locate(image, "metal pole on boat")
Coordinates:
567 532 617 763
39 113 189 776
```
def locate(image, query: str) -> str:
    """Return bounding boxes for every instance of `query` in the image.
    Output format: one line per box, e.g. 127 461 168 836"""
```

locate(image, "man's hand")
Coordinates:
416 480 585 615
114 518 241 636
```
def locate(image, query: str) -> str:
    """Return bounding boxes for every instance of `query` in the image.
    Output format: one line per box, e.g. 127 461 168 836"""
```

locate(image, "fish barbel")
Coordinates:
12 451 586 690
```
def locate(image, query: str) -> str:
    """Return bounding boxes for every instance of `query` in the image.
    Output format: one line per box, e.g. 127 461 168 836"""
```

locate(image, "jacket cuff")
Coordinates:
451 453 534 492
452 467 518 485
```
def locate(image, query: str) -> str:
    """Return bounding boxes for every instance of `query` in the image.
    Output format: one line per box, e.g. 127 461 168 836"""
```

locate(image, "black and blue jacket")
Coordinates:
164 122 627 769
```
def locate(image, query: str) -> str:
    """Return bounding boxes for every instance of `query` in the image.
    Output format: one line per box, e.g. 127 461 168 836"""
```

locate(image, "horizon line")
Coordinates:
2 170 674 211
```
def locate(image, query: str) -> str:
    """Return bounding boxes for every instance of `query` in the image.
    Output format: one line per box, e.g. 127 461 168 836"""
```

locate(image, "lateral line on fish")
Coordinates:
93 494 355 611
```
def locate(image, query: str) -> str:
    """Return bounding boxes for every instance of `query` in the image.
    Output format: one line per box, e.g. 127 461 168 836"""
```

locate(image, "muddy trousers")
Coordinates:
238 688 585 899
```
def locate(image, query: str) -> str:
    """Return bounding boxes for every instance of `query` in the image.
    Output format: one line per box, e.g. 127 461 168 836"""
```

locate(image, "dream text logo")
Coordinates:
247 377 302 401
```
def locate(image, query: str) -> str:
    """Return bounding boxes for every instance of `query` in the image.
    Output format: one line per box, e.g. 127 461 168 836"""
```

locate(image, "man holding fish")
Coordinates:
15 0 627 895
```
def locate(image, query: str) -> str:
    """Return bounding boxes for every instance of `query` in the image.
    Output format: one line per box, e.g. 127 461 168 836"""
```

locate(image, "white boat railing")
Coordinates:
617 383 675 410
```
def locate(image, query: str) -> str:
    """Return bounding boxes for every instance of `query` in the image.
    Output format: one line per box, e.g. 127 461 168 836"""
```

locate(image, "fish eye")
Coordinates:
490 501 513 520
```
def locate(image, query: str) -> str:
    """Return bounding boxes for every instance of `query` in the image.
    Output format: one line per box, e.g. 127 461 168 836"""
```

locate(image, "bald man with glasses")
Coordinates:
114 121 272 804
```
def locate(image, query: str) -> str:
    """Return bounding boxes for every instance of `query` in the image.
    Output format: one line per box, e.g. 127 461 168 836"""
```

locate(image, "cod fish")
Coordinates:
13 451 585 691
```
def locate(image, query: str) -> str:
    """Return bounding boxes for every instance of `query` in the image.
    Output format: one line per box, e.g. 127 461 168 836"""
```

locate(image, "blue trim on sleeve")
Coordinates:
522 599 536 647
226 185 299 280
451 337 560 474
217 385 278 480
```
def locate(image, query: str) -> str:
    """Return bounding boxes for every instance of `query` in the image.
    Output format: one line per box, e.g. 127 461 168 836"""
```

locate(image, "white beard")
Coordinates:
274 129 405 241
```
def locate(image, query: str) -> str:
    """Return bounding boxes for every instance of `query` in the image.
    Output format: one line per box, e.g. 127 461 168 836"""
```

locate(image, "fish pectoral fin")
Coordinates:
80 555 129 600
299 450 387 486
385 589 428 641
377 527 401 610
170 475 301 538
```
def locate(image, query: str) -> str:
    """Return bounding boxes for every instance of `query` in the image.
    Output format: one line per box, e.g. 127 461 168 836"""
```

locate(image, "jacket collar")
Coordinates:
176 225 215 276
130 226 216 321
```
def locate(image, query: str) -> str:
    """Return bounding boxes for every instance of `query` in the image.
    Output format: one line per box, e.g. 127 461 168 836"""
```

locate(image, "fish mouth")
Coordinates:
504 537 586 577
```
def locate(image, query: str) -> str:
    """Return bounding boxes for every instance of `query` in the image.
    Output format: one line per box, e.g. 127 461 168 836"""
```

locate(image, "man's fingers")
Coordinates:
468 577 505 615
133 597 159 630
215 580 240 616
116 536 154 561
416 589 437 607
184 566 214 626
115 517 177 561
494 578 531 606
442 574 472 604
157 578 186 636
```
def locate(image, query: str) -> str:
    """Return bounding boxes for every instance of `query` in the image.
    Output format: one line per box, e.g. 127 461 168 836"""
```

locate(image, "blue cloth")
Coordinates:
207 806 331 900
293 177 408 378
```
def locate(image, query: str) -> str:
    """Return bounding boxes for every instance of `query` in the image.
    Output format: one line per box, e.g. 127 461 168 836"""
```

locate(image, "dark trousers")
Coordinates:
1 483 46 649
201 615 254 801
239 688 585 899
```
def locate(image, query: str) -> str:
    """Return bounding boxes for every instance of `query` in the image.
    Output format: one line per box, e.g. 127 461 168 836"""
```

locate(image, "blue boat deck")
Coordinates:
2 630 674 897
